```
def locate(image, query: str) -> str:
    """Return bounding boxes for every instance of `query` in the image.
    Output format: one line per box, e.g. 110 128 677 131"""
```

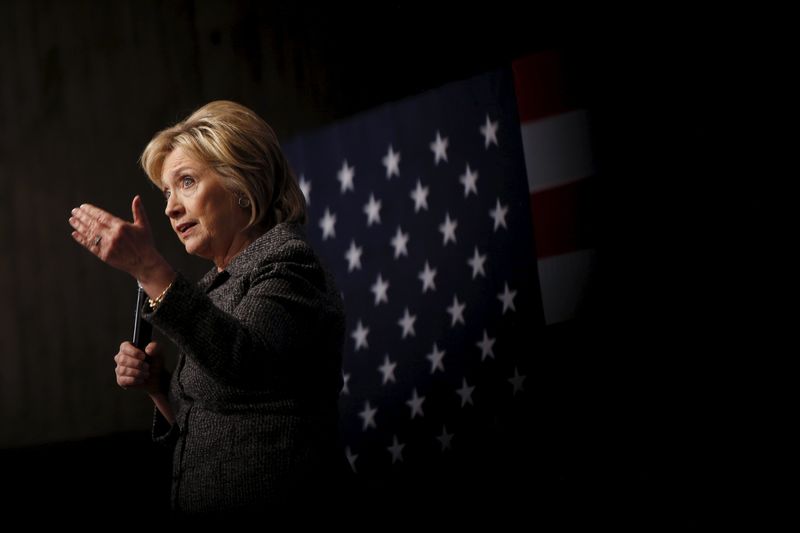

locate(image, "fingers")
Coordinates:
131 195 151 231
117 374 146 388
70 229 94 250
115 364 149 379
68 212 99 250
119 341 147 360
114 351 149 371
115 365 149 388
78 203 117 227
115 368 149 388
69 204 117 255
68 211 91 234
70 205 113 234
115 341 151 389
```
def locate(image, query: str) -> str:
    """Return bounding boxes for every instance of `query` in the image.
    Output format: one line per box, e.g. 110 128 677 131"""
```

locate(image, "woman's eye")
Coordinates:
164 189 171 200
181 176 195 188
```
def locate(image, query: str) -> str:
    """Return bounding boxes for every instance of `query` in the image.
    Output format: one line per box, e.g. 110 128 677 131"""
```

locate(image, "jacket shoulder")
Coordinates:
253 224 316 266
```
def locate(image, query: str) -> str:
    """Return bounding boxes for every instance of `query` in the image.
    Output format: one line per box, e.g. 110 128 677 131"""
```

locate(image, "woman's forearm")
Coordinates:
149 391 175 425
144 274 277 384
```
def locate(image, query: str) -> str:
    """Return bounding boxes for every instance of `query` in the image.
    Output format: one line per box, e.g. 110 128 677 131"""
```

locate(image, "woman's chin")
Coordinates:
182 238 205 257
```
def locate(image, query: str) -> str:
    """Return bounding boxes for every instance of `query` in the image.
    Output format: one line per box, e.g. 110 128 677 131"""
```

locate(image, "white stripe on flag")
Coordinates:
521 109 595 194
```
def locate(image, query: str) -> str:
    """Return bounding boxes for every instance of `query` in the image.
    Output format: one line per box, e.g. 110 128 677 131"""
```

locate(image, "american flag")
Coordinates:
283 66 541 485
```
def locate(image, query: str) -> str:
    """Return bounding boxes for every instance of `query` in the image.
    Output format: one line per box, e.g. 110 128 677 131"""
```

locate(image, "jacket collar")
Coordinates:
196 222 305 291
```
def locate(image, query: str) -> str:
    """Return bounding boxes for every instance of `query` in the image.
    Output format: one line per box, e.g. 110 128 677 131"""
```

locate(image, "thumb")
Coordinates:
145 341 161 358
132 195 151 230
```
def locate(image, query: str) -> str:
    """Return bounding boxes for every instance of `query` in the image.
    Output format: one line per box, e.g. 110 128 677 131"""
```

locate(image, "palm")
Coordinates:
69 195 160 279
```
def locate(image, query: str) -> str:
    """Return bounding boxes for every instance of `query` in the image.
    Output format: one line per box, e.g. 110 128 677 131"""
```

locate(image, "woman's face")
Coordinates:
161 147 251 265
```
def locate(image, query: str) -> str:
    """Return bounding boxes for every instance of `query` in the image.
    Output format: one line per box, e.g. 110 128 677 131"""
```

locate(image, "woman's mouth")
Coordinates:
176 222 197 237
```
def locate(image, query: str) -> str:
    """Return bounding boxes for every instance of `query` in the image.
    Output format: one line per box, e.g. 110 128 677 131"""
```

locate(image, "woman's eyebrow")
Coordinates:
164 166 196 184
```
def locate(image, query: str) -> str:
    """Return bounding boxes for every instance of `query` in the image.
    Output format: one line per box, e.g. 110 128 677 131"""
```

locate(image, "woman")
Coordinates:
68 101 346 514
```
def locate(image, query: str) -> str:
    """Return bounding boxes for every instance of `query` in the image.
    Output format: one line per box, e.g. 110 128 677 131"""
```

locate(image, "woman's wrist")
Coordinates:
136 255 177 301
149 391 175 425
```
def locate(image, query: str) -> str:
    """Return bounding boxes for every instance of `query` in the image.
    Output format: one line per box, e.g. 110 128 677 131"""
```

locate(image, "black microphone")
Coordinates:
132 282 153 351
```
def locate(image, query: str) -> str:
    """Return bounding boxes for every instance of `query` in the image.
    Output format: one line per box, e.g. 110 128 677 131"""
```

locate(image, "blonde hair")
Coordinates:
140 100 306 230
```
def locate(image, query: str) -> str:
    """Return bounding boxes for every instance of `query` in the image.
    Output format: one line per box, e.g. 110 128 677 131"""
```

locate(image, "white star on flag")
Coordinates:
370 273 390 305
345 240 363 272
390 227 409 258
456 378 475 407
382 145 401 179
378 354 397 385
489 198 508 231
363 193 382 226
498 282 517 314
406 388 425 419
418 261 437 293
337 160 355 193
298 174 311 205
480 114 499 148
430 130 449 165
345 446 358 472
319 208 336 240
467 247 487 279
341 372 350 395
437 426 453 452
446 294 466 326
508 367 526 395
359 400 378 430
459 163 479 197
387 435 405 464
438 213 457 245
351 320 369 351
476 330 496 361
397 307 417 339
426 343 445 374
410 179 430 212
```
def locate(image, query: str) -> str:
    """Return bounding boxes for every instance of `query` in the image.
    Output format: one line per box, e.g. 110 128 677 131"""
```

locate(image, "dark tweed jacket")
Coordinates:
144 222 345 514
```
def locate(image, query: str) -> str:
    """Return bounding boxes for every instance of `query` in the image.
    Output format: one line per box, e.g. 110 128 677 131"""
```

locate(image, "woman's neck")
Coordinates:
214 229 263 271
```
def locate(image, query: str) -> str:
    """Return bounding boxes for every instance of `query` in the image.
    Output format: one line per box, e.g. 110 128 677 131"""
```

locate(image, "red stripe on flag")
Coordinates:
512 51 574 123
530 177 596 259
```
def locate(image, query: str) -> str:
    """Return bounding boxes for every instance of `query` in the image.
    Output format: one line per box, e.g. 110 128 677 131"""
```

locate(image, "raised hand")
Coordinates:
69 195 166 280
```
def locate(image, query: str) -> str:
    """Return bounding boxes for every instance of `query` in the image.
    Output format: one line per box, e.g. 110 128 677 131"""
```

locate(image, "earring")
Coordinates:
238 195 251 208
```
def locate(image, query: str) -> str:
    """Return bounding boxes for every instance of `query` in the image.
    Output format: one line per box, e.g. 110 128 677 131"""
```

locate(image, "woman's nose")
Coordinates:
164 194 183 218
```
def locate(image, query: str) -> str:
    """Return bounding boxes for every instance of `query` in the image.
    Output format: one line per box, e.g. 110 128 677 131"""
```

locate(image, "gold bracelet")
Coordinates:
147 281 174 311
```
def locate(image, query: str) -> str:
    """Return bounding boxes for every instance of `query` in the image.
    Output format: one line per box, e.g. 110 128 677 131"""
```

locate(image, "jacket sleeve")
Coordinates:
143 240 332 386
151 406 178 446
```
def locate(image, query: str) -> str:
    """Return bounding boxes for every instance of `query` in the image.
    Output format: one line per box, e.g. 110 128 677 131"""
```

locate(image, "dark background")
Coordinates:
0 0 772 526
